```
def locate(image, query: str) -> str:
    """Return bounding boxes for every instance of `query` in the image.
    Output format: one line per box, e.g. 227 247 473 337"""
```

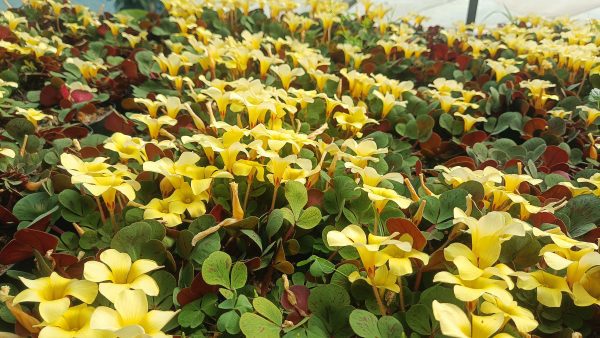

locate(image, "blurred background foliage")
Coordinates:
113 0 162 11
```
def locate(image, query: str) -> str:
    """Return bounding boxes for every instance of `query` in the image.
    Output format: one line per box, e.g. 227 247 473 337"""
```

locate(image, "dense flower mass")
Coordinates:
0 0 598 337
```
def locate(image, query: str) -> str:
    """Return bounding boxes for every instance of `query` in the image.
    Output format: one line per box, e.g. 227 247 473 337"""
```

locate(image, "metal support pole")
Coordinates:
466 0 479 24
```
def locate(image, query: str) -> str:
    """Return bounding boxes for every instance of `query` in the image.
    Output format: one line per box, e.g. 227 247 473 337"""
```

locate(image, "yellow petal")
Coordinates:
191 178 212 195
342 224 368 244
327 231 353 247
140 310 178 334
83 183 110 197
186 201 207 218
12 289 43 304
572 282 598 307
84 261 114 283
39 326 76 338
454 285 485 302
129 275 159 296
114 289 148 326
90 307 121 331
510 311 538 333
39 298 70 323
114 184 137 201
432 301 470 338
128 260 160 282
453 256 484 281
388 257 413 276
100 249 132 282
113 325 145 337
543 252 573 270
98 283 128 304
471 313 503 338
65 279 98 304
537 286 564 308
444 243 476 263
433 271 461 284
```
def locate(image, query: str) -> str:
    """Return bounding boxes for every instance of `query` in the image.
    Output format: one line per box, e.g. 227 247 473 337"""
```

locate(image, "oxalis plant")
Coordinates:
0 0 599 337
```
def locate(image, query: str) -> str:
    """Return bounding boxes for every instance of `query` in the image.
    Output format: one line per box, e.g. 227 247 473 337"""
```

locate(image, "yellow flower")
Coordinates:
480 294 538 333
462 89 485 103
83 249 160 303
252 50 283 79
271 64 305 90
361 184 413 213
59 153 111 177
130 114 177 139
346 163 404 187
134 98 163 118
13 272 98 323
548 109 572 119
153 53 186 76
431 93 459 113
373 90 406 119
38 304 106 338
454 112 487 132
435 259 513 303
333 103 377 137
15 107 53 127
486 60 519 82
376 39 396 58
568 251 600 307
327 224 410 277
265 154 315 186
155 94 186 119
432 300 504 338
502 174 542 193
143 151 198 188
350 52 370 70
454 209 526 269
167 182 209 218
65 58 107 80
520 79 558 109
121 31 147 48
219 142 249 174
513 270 570 307
2 11 27 31
202 87 243 120
577 105 600 126
143 198 182 227
0 78 17 98
309 69 339 92
341 139 387 168
73 166 140 211
103 133 146 164
435 165 503 188
243 96 276 128
379 234 429 276
0 147 16 158
90 289 177 337
349 265 400 293
429 78 463 95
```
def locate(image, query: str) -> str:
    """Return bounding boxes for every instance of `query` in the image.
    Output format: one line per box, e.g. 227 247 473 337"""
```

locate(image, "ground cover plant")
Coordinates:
0 0 599 337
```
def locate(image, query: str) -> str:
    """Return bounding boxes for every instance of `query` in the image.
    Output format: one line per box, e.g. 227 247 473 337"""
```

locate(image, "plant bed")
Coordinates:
0 0 599 337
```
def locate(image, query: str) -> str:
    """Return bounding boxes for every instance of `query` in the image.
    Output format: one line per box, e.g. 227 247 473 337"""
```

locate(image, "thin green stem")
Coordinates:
270 184 279 211
398 277 406 312
371 284 387 316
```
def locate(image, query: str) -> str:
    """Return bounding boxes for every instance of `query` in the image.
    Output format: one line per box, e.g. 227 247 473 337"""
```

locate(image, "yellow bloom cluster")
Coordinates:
6 250 176 338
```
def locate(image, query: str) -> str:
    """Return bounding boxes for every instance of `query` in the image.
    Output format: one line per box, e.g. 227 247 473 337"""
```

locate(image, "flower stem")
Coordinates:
373 208 380 235
109 208 118 234
270 184 279 211
243 173 254 211
95 196 107 224
371 284 387 316
398 277 406 312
